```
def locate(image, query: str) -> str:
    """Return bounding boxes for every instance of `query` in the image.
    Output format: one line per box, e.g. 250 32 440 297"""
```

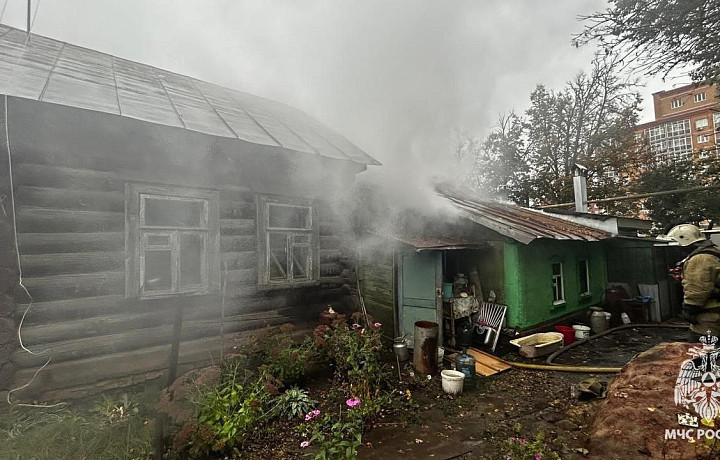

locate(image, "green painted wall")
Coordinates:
504 240 607 329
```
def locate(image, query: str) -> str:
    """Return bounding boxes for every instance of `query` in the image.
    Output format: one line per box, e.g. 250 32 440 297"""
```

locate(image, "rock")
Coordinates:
556 419 579 431
540 411 564 423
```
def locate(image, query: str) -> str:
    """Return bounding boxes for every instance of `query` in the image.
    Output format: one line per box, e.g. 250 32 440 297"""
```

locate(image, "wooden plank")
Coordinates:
220 200 256 220
221 251 256 270
320 221 340 236
16 208 124 233
320 262 343 277
224 268 258 287
18 232 124 254
220 235 257 252
467 348 512 373
20 251 124 277
319 236 341 250
220 218 255 235
446 353 503 377
13 163 124 191
15 186 124 212
21 271 125 302
320 249 342 262
23 295 127 323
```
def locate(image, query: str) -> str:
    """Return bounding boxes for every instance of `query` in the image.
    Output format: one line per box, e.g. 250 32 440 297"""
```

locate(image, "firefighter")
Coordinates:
667 224 720 335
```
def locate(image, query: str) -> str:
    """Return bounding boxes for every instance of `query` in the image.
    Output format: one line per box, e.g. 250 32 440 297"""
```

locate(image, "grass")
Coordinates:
0 389 156 460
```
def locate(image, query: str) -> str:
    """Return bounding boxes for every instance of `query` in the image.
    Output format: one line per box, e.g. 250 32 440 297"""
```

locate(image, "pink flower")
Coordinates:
346 397 361 407
300 441 310 448
360 328 366 335
374 322 382 327
305 410 320 421
509 436 516 442
519 438 527 445
535 454 543 460
409 371 415 378
352 323 361 329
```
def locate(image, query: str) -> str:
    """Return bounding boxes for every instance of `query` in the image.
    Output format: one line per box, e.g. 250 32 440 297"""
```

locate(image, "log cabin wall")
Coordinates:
6 97 362 401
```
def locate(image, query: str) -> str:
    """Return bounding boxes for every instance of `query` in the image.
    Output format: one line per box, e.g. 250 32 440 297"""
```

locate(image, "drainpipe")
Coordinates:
573 164 588 213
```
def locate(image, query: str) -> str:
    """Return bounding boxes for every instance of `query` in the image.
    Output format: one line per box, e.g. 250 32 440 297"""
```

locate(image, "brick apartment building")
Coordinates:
635 82 719 162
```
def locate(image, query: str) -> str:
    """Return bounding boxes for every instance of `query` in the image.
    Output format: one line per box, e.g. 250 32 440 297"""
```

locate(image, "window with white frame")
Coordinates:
578 259 590 296
258 196 319 286
696 118 709 130
695 92 707 103
671 99 683 109
714 113 720 129
552 262 565 304
698 134 710 144
126 184 219 298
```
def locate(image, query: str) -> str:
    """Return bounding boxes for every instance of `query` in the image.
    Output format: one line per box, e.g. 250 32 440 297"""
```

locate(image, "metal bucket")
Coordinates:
393 337 409 361
413 321 439 375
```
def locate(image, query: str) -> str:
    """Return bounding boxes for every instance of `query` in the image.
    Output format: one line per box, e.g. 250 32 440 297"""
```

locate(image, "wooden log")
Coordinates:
224 268 259 288
13 163 124 192
21 271 125 302
20 251 124 277
220 235 257 252
320 235 342 250
220 219 256 235
320 221 340 236
320 249 342 262
16 208 124 233
220 200 256 220
320 262 343 277
18 232 124 254
15 186 124 213
221 251 257 270
23 295 127 323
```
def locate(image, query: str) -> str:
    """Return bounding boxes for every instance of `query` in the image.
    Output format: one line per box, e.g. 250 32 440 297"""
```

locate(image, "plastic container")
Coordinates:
509 332 564 358
442 283 454 299
555 325 575 345
572 325 591 339
455 349 476 390
441 370 465 395
590 310 608 334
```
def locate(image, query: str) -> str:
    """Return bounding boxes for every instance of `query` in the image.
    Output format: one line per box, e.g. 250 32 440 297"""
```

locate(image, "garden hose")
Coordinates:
503 323 689 373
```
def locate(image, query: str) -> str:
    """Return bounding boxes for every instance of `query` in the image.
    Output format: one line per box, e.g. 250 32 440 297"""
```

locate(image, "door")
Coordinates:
398 251 442 347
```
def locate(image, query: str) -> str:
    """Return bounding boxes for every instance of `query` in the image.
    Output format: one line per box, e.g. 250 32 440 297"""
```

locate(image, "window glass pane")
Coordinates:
579 260 589 293
552 262 561 276
292 244 310 279
180 233 204 287
144 250 172 292
268 204 310 229
144 197 205 227
268 233 288 280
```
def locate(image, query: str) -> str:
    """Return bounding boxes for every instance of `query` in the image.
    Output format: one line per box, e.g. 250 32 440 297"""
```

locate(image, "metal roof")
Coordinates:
438 190 612 244
0 25 379 166
369 231 489 251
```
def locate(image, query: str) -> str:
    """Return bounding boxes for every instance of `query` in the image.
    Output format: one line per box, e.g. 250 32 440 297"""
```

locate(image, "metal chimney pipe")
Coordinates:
573 164 588 213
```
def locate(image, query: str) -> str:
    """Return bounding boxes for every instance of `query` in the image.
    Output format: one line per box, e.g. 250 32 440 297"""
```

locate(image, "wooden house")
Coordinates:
359 189 614 345
0 25 378 401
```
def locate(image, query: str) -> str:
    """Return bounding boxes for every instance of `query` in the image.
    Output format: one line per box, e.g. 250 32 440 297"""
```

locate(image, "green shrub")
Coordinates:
270 387 318 421
503 432 561 460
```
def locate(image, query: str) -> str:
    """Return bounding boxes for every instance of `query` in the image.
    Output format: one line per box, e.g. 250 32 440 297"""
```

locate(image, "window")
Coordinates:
695 92 707 103
696 118 709 130
126 184 219 298
258 196 319 286
552 262 565 305
578 259 590 296
698 134 710 144
714 113 720 129
671 99 683 109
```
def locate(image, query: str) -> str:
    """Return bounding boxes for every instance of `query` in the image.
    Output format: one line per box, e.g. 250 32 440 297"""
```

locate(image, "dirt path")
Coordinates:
360 326 696 459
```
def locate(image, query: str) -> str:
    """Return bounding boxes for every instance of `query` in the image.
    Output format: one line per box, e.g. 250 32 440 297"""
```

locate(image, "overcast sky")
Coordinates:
0 0 693 201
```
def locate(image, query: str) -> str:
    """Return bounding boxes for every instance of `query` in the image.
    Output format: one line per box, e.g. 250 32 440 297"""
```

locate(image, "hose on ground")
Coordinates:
503 322 689 373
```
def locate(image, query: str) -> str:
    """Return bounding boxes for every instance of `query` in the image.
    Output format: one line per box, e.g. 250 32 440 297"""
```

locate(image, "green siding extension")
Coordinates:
503 240 607 329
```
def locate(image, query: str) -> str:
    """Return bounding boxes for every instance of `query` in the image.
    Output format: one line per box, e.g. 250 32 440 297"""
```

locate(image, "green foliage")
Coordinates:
575 0 720 83
244 324 316 386
503 431 561 460
316 313 385 398
195 369 270 452
94 393 140 424
271 387 318 420
461 57 642 209
299 410 364 460
631 157 720 232
0 402 152 460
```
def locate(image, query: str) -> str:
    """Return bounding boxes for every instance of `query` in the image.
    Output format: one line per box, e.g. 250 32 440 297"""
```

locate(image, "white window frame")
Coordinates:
695 92 707 103
578 259 591 296
126 184 220 299
698 134 710 144
257 195 319 287
671 99 683 109
552 262 565 305
696 118 709 130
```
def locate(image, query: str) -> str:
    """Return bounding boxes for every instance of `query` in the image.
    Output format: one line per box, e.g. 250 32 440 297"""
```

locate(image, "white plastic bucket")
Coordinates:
572 324 591 339
441 370 465 395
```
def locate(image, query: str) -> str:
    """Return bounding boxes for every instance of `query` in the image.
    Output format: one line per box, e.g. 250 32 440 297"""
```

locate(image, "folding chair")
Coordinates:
474 301 507 353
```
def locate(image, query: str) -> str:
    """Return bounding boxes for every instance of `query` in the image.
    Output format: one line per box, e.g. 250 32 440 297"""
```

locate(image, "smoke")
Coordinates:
1 0 612 210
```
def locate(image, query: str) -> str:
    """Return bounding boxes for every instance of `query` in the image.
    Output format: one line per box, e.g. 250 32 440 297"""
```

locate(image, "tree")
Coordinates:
631 157 720 232
574 0 720 83
461 57 643 211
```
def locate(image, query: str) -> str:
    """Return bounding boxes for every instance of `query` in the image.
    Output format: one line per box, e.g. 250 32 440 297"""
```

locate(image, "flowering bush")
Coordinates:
503 432 560 460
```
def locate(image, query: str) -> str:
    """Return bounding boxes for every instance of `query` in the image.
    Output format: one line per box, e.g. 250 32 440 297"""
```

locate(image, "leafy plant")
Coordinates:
271 387 318 420
503 431 561 460
94 393 140 424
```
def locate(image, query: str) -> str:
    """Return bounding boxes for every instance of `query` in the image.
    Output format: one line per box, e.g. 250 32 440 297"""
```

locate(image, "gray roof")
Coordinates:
0 25 379 165
437 188 612 244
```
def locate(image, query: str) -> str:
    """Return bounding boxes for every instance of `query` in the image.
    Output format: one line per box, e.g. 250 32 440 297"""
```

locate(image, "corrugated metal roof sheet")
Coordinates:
0 25 379 166
438 189 612 244
370 231 489 251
